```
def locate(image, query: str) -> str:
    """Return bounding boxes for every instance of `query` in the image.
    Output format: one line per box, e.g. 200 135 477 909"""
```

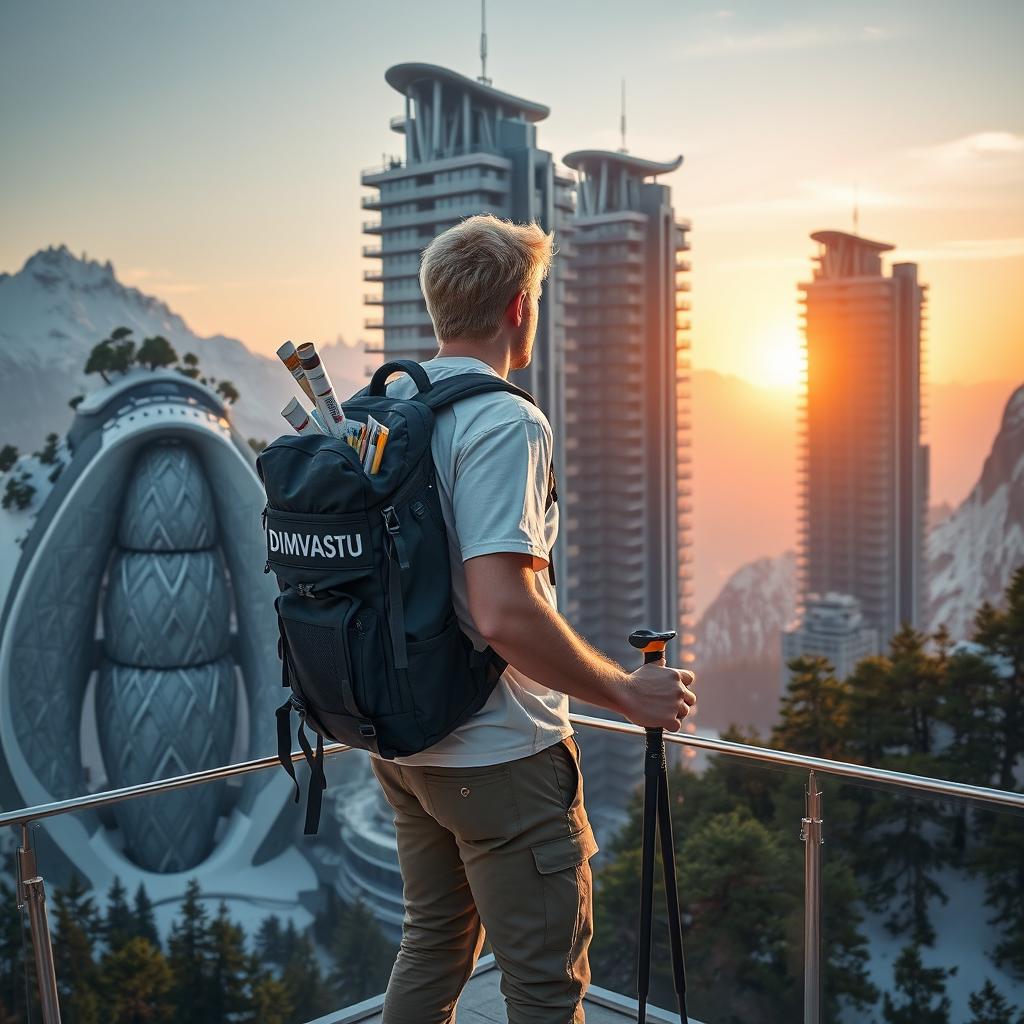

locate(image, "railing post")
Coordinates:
17 824 62 1024
800 771 823 1024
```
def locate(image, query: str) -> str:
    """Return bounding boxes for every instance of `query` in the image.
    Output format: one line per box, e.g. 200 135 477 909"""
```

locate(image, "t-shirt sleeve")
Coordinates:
452 415 552 566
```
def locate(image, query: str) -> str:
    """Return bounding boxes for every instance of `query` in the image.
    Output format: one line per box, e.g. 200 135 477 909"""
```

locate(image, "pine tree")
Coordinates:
99 936 174 1023
973 567 1024 792
53 873 102 1024
937 648 1001 787
881 944 954 1024
0 445 17 473
3 473 36 511
327 897 396 1006
242 953 291 1024
208 902 253 1022
971 811 1024 976
819 858 879 1016
133 884 160 949
773 655 850 760
845 655 902 765
167 880 213 1023
105 877 136 954
254 915 287 969
35 433 60 466
966 979 1024 1023
889 624 944 756
278 923 335 1022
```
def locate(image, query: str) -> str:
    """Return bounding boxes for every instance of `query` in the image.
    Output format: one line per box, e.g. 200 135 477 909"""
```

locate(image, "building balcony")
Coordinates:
363 293 383 306
362 245 383 259
362 219 383 235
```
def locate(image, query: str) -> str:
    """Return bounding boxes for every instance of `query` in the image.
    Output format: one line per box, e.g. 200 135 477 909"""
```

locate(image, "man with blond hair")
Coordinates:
370 214 696 1024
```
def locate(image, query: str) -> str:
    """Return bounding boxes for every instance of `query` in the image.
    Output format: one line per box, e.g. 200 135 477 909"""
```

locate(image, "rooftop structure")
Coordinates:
360 59 575 586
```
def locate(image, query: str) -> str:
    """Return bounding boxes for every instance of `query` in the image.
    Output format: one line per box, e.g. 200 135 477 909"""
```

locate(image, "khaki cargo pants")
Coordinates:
370 733 599 1024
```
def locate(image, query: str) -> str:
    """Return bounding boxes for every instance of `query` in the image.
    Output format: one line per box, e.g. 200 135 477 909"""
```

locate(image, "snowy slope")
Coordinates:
0 245 366 449
929 384 1024 638
697 551 797 668
693 551 797 733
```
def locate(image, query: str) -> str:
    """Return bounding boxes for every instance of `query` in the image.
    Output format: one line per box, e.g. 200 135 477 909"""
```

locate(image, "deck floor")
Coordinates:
323 956 694 1023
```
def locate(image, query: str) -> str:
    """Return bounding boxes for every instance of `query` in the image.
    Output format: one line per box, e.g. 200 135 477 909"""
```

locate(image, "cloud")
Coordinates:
694 179 912 226
912 131 1024 164
681 23 898 58
899 237 1024 262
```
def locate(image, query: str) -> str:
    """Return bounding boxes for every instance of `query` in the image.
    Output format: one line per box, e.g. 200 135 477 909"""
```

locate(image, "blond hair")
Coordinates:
419 215 553 341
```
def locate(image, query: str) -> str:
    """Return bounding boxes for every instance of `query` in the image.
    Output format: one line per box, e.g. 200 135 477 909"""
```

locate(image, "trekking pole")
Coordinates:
629 628 690 1024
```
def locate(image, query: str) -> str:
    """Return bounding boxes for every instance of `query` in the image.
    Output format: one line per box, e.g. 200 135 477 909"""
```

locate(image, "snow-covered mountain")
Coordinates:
693 551 797 734
0 245 365 449
697 551 797 668
928 384 1024 638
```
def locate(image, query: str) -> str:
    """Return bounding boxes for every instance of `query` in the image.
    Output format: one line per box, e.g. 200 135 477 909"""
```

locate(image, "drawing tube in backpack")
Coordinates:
281 397 323 435
256 359 559 834
296 342 347 439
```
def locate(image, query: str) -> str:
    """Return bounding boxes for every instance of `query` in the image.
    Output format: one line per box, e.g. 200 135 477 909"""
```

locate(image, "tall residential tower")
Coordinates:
795 230 929 647
360 64 575 584
560 149 694 836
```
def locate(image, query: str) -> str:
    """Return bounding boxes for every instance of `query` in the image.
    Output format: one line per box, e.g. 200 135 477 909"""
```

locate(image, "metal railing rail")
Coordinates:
4 713 1023 1024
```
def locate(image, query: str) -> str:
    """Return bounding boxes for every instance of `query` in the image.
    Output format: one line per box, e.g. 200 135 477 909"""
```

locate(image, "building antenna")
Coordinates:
853 182 860 236
619 78 628 153
478 0 491 85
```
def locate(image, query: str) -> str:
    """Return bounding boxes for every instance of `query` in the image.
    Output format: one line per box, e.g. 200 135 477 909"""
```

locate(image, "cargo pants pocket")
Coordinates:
531 824 599 952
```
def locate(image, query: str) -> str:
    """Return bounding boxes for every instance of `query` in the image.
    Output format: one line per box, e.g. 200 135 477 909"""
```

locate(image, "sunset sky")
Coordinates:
2 0 1022 393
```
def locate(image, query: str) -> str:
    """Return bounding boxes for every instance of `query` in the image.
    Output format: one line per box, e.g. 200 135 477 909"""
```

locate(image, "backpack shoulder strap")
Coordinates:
411 373 538 413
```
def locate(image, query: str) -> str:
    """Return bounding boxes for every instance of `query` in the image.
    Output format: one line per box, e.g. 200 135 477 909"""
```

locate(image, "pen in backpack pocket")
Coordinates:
370 424 389 474
362 416 383 473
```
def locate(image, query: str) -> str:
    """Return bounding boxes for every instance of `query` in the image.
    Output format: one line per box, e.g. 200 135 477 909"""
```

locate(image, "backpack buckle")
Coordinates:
359 722 377 739
382 506 400 534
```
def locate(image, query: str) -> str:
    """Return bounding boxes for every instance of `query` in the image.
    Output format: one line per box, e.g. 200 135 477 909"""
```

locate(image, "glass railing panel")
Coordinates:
818 770 1024 1022
6 749 402 1024
588 742 809 1023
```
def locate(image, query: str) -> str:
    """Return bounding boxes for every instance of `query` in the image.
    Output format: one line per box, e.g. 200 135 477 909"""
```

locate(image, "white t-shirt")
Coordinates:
371 354 572 767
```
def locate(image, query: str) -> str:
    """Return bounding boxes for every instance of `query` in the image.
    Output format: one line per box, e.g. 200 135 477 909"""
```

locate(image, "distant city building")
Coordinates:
781 591 879 686
560 149 694 837
797 230 929 643
360 62 575 586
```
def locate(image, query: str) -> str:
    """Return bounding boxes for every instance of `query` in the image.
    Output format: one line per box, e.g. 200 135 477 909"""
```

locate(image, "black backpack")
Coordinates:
256 359 558 833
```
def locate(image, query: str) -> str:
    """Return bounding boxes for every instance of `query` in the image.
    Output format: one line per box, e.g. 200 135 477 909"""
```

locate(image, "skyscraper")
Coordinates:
560 149 694 835
796 230 929 645
360 63 575 584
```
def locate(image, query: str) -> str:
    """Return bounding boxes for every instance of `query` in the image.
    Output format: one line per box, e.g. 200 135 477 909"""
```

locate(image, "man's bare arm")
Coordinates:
465 552 695 731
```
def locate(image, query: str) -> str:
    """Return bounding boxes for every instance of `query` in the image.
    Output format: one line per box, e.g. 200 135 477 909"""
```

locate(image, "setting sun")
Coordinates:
751 323 806 391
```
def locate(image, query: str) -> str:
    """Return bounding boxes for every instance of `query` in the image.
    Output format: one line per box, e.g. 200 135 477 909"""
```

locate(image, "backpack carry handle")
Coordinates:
368 359 433 396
